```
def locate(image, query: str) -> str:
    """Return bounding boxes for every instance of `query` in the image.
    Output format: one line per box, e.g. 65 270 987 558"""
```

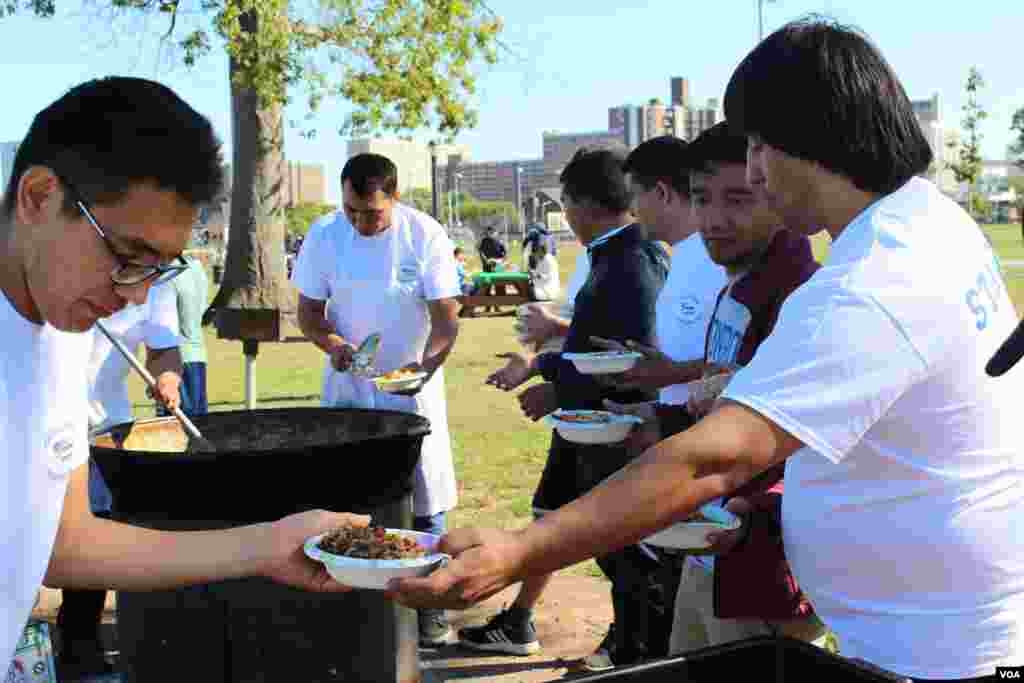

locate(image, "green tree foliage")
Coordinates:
401 187 513 228
5 0 504 137
402 187 435 214
969 194 993 223
947 68 988 216
1011 106 1024 169
285 201 335 237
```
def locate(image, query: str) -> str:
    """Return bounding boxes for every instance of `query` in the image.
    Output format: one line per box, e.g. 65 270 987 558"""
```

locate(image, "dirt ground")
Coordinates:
33 573 614 683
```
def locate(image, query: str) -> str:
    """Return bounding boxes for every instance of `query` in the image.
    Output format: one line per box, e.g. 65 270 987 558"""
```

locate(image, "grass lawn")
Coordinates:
125 224 1024 583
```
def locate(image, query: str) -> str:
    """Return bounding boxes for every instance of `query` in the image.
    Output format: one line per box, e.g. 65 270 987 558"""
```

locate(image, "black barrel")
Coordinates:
571 637 911 682
91 408 431 683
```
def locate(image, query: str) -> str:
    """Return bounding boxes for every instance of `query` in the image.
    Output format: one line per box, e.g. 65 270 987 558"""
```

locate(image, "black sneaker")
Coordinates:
457 609 540 656
419 608 454 648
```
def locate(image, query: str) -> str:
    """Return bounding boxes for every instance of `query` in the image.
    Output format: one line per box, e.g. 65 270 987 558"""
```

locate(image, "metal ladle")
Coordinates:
95 320 216 452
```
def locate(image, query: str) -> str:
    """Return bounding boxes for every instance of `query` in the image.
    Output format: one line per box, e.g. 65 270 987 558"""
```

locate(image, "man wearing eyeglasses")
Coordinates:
0 77 367 671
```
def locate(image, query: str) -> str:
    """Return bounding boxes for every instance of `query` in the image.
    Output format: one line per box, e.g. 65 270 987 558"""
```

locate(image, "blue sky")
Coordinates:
2 0 1022 203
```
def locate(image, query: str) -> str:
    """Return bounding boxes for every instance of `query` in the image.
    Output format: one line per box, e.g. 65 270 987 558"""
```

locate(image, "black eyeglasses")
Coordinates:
60 177 188 286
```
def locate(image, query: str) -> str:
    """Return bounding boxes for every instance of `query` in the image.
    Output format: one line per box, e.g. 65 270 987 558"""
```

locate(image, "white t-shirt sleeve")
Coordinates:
722 285 928 464
142 282 180 350
422 231 461 301
290 217 333 301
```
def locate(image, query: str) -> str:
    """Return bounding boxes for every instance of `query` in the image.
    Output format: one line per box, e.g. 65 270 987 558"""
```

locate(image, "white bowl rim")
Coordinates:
304 529 448 570
562 351 644 361
545 409 644 430
660 504 743 532
372 370 429 385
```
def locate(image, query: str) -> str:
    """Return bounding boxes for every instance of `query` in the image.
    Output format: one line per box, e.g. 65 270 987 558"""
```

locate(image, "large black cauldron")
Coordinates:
91 408 431 683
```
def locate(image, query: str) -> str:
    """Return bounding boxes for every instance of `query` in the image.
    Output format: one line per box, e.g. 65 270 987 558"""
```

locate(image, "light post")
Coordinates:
453 172 464 228
757 0 777 41
514 165 524 233
428 140 440 221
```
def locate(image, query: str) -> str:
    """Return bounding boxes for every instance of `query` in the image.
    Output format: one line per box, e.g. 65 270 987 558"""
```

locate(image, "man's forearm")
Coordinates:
298 306 347 355
421 312 459 375
511 404 775 578
45 466 267 590
46 514 268 591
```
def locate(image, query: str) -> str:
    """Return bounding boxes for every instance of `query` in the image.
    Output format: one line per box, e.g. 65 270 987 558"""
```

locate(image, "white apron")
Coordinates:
320 215 457 517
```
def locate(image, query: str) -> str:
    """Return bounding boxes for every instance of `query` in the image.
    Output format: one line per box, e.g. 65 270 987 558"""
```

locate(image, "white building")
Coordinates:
911 94 959 194
346 138 470 193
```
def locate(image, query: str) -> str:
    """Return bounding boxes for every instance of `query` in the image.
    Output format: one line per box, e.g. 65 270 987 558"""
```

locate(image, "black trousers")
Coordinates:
595 546 682 662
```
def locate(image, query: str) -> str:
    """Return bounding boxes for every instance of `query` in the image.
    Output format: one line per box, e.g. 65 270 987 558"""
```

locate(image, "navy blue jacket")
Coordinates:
537 223 668 430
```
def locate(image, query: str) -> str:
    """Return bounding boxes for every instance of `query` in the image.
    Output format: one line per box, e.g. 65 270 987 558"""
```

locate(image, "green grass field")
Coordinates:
126 223 1024 581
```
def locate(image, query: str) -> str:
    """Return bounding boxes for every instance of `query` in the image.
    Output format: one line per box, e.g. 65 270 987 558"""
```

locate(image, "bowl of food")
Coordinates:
544 409 643 445
304 525 448 590
642 503 742 553
372 368 429 394
562 351 643 375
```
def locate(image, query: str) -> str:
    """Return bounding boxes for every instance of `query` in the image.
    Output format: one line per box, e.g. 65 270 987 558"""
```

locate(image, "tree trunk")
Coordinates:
205 9 290 333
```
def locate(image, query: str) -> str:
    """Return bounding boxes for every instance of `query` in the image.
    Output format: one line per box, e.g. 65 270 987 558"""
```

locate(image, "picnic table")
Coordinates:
459 271 532 317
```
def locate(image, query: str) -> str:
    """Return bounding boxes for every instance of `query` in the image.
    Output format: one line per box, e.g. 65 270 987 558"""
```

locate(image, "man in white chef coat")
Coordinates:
291 152 461 646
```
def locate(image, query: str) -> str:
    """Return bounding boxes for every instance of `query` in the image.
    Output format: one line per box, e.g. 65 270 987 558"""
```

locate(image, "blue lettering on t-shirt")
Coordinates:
964 259 1007 332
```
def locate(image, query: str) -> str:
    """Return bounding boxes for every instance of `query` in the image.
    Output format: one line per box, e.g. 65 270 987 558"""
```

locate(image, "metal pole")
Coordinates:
243 339 258 410
514 166 523 233
447 185 453 229
454 174 462 227
758 0 763 41
429 142 440 220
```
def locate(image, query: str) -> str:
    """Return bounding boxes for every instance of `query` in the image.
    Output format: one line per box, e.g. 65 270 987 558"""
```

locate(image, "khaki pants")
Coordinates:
669 560 829 656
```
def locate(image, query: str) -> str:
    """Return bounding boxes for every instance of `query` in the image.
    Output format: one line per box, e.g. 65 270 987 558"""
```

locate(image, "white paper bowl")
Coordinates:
544 410 643 445
642 504 742 552
372 371 428 394
304 529 448 590
562 351 643 374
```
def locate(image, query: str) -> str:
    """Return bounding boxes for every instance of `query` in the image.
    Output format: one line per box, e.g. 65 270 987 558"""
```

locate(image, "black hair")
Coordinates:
622 135 692 196
723 16 932 195
559 147 632 213
453 246 464 255
687 121 748 171
341 153 399 196
2 77 223 218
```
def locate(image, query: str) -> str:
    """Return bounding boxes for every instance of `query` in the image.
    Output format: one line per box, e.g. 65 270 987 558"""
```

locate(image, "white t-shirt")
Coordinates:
292 204 461 517
530 254 561 302
656 235 727 405
724 177 1024 678
1 292 91 666
559 250 591 320
86 282 179 431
